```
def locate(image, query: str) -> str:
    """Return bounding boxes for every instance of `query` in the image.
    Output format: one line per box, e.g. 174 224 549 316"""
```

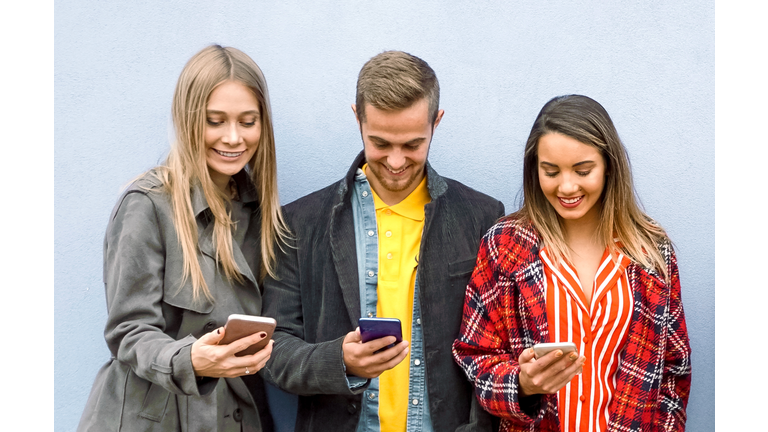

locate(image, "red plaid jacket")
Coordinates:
452 219 691 431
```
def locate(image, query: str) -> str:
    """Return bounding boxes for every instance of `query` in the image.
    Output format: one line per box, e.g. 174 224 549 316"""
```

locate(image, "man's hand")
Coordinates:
342 327 409 379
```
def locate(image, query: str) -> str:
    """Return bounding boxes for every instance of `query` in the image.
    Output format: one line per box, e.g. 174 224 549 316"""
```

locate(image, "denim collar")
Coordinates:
336 150 447 206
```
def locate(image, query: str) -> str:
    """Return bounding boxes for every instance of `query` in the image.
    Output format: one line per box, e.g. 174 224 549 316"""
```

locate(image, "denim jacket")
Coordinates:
350 169 433 432
263 151 504 432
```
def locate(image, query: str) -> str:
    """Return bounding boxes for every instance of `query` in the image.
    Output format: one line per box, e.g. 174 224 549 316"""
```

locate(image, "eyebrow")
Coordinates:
206 110 260 116
368 135 427 146
539 160 597 168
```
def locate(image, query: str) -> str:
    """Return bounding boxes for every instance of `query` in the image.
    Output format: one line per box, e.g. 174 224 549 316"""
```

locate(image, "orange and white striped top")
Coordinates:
539 246 633 432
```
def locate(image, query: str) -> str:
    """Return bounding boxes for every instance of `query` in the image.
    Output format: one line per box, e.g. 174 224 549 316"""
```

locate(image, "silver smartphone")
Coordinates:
219 314 276 357
532 342 578 359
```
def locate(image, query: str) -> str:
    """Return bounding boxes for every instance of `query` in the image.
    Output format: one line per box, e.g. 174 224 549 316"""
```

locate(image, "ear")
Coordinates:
351 104 361 127
432 109 445 130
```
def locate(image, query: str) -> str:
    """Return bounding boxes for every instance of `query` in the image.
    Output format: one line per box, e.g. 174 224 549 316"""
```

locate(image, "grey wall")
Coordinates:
55 1 714 431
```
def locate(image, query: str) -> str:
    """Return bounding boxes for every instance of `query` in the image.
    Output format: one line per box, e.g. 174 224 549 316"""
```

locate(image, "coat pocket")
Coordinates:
139 382 171 422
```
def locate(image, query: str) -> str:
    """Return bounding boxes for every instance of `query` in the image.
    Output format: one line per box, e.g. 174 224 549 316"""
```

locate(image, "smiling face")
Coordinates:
354 98 443 205
537 132 606 229
204 80 261 192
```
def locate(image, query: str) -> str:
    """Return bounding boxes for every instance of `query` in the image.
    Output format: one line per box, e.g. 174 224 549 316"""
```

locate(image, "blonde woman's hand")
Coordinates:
191 327 274 378
517 347 585 397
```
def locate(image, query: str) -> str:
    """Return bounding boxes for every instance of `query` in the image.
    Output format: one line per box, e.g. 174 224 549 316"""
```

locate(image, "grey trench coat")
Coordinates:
78 170 273 432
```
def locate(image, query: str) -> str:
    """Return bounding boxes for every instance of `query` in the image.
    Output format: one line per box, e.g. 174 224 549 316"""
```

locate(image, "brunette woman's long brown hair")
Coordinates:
512 94 670 280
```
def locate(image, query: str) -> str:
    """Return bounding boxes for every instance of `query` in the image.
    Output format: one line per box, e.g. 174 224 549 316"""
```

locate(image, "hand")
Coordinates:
517 347 585 397
191 327 274 378
342 327 409 379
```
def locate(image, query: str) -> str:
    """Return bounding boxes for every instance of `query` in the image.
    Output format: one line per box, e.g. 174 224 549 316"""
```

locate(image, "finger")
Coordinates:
548 356 586 392
361 335 399 353
344 329 362 344
526 349 565 376
224 331 268 356
200 327 226 345
381 343 410 370
518 347 536 364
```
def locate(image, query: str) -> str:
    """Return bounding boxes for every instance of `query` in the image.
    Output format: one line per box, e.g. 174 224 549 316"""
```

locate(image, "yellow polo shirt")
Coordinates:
366 165 430 432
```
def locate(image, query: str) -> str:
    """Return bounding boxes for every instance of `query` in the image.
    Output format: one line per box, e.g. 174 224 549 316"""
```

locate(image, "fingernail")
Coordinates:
555 350 563 358
569 353 578 361
217 328 221 334
259 332 267 339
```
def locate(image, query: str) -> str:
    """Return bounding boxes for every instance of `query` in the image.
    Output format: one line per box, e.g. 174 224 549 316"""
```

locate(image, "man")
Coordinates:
262 51 504 432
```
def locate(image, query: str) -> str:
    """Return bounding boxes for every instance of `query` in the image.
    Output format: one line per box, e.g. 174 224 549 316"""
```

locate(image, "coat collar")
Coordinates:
190 169 259 218
192 169 260 290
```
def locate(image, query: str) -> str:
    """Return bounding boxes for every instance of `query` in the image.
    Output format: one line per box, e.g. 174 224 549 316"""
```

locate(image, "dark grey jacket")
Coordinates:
262 152 504 432
78 170 272 432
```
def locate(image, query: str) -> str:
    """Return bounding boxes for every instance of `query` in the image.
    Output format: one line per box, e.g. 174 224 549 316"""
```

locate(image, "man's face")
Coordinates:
354 98 443 205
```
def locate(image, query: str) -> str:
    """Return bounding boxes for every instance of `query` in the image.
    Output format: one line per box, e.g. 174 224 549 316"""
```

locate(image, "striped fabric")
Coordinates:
540 247 632 432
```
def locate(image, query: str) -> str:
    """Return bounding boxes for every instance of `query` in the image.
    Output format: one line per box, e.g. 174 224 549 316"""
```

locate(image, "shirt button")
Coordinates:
368 270 374 277
385 231 392 237
416 318 421 325
583 337 590 343
367 230 374 237
412 399 419 405
367 312 374 318
387 253 393 259
385 209 392 215
414 359 421 366
579 395 586 402
368 392 376 400
362 191 368 197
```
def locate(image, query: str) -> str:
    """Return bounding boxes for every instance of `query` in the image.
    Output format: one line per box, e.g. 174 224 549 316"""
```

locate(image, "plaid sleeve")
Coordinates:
452 224 553 425
656 245 692 431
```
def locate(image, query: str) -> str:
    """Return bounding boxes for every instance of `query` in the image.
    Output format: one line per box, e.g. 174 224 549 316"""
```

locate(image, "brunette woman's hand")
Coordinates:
517 347 586 397
191 327 274 378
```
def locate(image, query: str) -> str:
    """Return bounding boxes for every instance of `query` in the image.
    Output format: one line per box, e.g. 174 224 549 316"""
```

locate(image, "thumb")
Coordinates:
344 328 362 344
518 347 536 364
199 326 226 346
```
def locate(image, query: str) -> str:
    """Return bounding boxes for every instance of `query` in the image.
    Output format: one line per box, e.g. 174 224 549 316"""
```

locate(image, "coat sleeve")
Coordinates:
103 191 203 397
656 245 692 430
452 227 554 425
260 228 366 397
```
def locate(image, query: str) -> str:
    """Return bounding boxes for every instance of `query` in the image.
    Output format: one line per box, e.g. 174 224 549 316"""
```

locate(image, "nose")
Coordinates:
221 123 242 146
386 147 406 170
558 173 580 195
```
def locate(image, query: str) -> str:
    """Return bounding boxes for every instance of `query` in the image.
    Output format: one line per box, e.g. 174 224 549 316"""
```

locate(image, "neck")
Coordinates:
561 207 603 249
209 170 232 197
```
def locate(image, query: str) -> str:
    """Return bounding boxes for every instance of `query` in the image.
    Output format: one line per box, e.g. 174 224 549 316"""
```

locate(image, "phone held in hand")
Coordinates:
358 317 403 353
219 314 276 357
532 342 578 359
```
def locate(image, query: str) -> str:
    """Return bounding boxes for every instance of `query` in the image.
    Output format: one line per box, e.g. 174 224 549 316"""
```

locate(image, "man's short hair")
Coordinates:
355 51 440 124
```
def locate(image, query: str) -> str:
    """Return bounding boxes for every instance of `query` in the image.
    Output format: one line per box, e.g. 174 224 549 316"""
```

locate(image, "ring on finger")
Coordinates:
245 366 250 374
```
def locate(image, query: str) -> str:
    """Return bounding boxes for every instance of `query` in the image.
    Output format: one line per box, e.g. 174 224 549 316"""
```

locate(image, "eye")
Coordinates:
241 121 256 127
576 171 591 177
543 171 558 178
207 119 223 126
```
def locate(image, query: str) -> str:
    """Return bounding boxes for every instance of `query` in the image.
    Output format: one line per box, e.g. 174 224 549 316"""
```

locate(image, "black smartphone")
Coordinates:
358 317 403 352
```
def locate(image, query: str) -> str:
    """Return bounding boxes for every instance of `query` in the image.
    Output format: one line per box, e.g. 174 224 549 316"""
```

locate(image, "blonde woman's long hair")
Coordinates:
153 44 289 302
513 94 670 280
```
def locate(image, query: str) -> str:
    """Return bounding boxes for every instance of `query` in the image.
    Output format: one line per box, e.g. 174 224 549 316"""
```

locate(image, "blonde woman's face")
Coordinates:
537 132 606 228
204 80 261 192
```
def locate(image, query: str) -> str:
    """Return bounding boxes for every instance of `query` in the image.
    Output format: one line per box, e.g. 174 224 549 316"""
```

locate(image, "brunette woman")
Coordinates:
453 95 691 431
78 45 288 432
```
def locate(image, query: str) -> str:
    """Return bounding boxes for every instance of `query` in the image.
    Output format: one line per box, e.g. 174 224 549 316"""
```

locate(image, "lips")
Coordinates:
558 196 583 208
214 149 244 158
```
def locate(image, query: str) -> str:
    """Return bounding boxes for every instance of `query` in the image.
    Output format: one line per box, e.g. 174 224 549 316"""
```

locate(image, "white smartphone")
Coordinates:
532 342 578 359
219 314 276 357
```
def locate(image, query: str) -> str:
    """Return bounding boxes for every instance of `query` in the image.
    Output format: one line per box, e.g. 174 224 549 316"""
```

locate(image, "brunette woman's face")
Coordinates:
204 80 261 192
537 132 606 227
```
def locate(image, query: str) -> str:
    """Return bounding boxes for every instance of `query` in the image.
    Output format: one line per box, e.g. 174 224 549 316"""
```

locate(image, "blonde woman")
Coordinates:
78 45 288 432
452 95 691 431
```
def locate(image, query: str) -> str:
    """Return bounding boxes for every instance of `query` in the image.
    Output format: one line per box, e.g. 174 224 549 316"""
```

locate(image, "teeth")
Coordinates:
216 150 243 157
561 197 581 204
388 167 406 174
